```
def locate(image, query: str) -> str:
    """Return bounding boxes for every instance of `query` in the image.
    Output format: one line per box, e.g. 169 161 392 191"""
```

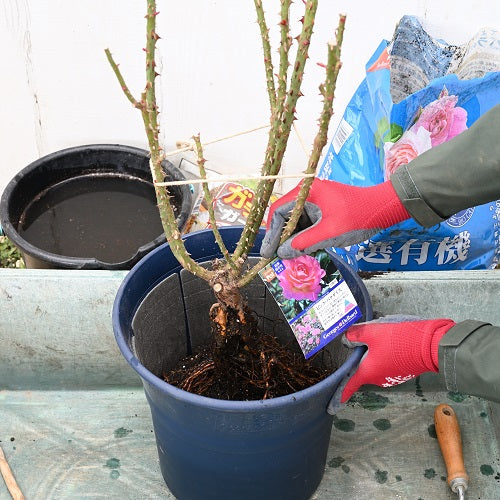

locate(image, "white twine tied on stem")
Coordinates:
152 122 313 187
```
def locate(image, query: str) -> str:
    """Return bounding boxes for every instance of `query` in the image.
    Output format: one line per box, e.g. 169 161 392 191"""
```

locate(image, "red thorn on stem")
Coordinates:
316 62 326 68
146 11 160 18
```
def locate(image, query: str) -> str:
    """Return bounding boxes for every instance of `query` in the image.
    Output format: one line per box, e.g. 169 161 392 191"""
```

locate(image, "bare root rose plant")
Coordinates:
105 0 346 398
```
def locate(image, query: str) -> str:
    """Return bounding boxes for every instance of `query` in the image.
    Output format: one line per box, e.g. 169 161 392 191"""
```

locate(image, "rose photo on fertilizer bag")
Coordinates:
259 250 362 359
319 15 500 271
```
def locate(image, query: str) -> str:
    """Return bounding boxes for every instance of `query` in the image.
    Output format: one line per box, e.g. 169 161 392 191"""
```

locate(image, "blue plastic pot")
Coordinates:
113 227 372 500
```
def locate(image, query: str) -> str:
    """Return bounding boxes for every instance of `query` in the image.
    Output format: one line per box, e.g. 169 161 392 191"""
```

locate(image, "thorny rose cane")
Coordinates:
105 0 346 396
105 0 345 306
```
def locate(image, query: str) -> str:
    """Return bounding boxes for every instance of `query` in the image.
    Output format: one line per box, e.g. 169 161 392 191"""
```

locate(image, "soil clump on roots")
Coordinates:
164 304 331 401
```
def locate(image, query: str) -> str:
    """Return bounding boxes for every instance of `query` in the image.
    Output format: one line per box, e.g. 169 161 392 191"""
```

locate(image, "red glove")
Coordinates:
340 317 456 403
260 178 410 259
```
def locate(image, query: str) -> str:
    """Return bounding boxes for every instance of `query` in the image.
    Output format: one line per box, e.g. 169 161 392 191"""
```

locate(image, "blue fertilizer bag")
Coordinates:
319 16 500 271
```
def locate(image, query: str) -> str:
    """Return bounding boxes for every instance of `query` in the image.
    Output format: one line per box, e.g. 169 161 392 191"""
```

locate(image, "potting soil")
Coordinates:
164 309 331 400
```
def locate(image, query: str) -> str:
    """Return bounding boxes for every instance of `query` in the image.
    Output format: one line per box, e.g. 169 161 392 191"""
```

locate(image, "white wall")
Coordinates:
1 0 499 195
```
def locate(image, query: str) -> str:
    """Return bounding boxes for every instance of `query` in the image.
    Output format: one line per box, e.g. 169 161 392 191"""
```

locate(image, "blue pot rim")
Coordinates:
112 227 369 411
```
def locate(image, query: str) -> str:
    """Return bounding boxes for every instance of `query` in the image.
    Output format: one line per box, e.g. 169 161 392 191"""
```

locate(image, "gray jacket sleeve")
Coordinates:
438 320 500 403
390 104 500 227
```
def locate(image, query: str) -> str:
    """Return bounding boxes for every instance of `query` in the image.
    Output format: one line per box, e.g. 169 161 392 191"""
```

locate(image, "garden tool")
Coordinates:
434 403 469 499
0 445 25 500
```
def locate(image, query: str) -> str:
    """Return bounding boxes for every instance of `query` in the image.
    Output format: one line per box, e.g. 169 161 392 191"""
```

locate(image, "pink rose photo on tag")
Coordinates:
259 251 362 358
276 255 326 302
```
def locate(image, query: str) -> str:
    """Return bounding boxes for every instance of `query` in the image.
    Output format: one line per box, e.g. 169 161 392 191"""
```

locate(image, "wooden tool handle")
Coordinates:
434 404 469 486
0 446 25 500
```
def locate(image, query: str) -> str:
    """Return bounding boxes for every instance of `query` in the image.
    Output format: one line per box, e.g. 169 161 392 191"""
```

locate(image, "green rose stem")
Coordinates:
105 1 212 282
277 0 293 119
233 0 319 263
106 0 345 325
238 13 346 287
277 14 346 251
191 134 239 273
254 0 277 114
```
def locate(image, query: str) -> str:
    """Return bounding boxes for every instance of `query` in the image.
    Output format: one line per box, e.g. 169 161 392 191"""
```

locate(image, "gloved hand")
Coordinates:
260 178 411 259
327 315 456 414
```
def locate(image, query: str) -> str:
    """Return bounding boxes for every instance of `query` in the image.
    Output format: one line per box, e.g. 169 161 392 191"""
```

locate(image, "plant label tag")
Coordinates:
259 250 362 359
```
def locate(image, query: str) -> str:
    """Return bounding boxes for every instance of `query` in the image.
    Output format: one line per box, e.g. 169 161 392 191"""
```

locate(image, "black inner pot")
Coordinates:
1 144 192 269
131 258 353 381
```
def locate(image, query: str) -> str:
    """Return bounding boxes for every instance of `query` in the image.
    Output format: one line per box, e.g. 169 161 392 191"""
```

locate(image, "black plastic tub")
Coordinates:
0 144 192 270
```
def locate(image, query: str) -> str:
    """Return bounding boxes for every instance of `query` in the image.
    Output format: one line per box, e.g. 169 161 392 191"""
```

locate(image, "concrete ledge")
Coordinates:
1 269 499 389
363 270 500 325
0 269 135 389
